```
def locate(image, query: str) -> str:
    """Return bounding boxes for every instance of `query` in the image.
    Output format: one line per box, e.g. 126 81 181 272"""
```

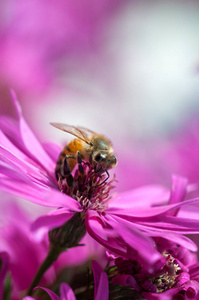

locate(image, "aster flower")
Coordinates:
1 92 199 282
107 237 199 300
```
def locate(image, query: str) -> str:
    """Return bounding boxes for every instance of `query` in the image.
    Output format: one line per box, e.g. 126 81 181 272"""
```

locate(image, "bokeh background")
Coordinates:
1 0 199 192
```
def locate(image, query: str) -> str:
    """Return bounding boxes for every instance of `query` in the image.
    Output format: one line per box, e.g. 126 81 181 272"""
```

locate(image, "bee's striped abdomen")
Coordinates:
55 139 83 181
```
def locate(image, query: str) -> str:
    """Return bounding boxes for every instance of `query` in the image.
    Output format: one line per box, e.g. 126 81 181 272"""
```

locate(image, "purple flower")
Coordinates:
0 0 125 95
109 237 199 300
24 261 108 300
1 92 199 273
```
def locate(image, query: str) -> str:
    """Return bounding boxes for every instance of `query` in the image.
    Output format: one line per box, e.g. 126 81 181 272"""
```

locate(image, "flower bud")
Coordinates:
48 212 86 251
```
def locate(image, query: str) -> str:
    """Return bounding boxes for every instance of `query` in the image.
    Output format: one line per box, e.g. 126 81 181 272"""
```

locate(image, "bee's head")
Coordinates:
93 152 117 172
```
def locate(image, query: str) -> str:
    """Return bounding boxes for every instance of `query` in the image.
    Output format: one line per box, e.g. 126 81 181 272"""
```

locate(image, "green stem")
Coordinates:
27 213 86 296
27 245 62 296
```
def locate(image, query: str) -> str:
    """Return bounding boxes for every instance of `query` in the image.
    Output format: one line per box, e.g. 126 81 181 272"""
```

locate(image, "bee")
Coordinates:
50 123 117 187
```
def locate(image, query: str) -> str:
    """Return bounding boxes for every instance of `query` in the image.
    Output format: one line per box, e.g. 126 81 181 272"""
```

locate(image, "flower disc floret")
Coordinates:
58 162 115 212
110 238 199 299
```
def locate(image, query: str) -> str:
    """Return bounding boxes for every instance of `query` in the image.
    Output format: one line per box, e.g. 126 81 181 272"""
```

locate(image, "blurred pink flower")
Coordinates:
0 0 125 95
110 237 199 300
1 92 199 275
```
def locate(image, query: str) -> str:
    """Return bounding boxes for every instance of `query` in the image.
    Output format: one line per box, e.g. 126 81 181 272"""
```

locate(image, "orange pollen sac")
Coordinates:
58 161 116 212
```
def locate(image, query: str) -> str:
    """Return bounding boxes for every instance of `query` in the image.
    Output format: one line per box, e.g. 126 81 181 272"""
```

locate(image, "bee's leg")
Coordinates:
61 155 76 187
94 166 102 173
98 170 110 186
77 151 84 175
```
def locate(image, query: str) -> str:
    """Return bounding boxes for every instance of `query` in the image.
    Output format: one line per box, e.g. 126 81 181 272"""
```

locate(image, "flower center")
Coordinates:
58 162 115 212
112 253 183 295
150 252 182 293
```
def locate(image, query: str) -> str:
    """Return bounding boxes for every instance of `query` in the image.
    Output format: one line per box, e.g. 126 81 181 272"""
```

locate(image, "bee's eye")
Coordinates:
111 155 117 165
111 155 117 164
94 153 104 162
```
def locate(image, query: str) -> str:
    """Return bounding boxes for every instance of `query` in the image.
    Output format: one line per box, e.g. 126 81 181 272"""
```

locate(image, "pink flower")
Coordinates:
0 0 124 95
1 92 199 274
24 261 108 300
110 237 199 300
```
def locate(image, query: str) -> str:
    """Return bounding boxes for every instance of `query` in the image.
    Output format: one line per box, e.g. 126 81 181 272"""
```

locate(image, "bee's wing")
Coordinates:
76 126 96 136
50 123 94 144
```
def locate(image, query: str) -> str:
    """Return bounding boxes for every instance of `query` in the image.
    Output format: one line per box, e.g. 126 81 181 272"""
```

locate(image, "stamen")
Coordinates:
58 162 116 212
150 252 182 293
112 252 184 296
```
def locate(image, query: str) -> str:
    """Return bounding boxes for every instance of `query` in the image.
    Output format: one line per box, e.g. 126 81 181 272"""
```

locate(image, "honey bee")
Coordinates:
50 123 117 186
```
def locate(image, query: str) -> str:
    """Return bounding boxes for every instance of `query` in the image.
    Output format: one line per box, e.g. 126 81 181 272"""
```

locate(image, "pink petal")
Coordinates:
19 115 55 176
106 215 163 271
31 210 75 232
0 130 28 162
0 145 44 178
112 274 140 291
42 142 62 163
0 177 81 210
10 89 22 119
108 185 169 209
149 232 197 252
95 272 109 300
92 260 102 298
167 175 188 216
34 287 60 300
107 197 199 218
86 212 163 272
60 283 76 300
5 91 55 176
92 261 109 300
160 214 199 233
0 116 22 149
108 214 198 251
